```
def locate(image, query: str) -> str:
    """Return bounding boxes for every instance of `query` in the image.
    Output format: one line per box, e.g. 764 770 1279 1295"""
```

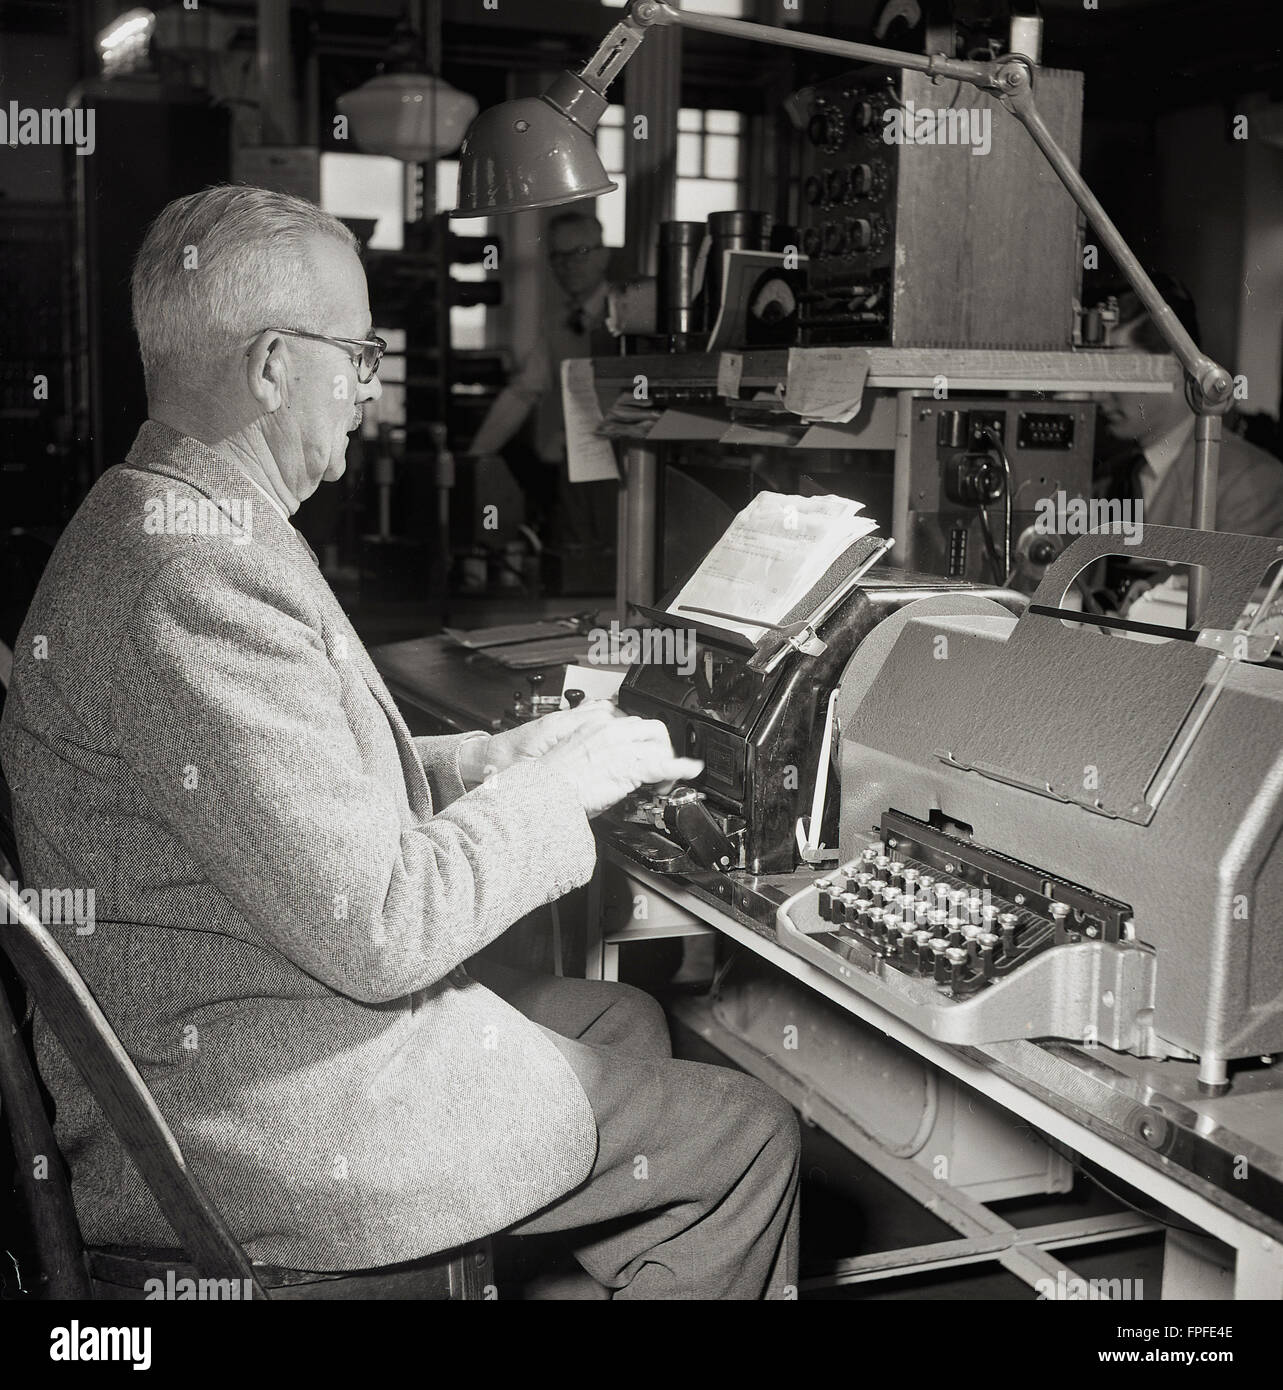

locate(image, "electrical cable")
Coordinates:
977 505 1005 585
1044 1141 1207 1239
981 426 1014 582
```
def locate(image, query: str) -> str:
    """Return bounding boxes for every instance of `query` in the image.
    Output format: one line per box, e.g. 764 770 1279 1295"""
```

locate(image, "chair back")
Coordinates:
0 871 267 1298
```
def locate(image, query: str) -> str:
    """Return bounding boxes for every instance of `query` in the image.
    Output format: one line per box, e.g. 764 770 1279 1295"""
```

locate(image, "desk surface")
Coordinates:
372 634 570 735
596 838 1283 1255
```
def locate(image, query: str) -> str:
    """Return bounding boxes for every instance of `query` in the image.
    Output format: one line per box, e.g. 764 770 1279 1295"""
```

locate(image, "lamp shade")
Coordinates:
451 75 618 218
337 72 479 162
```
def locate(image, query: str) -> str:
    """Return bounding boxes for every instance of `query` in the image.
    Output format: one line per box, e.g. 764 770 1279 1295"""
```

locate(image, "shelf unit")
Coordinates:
587 348 1181 614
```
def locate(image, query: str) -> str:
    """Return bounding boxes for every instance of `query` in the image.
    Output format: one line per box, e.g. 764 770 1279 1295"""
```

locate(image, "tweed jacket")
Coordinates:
0 421 599 1270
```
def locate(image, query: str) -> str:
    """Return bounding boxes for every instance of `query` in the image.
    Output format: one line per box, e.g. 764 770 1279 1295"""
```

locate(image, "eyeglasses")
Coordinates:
548 244 603 265
256 327 388 383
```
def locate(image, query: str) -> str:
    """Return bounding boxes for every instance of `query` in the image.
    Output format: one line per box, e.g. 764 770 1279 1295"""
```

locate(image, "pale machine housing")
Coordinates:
779 525 1283 1094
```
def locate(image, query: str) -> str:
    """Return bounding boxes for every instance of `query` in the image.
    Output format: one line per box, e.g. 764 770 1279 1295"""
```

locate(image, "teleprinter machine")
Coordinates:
777 524 1283 1094
613 536 1025 876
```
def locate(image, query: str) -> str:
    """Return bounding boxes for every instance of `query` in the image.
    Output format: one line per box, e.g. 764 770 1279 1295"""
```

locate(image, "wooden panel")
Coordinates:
892 69 1084 349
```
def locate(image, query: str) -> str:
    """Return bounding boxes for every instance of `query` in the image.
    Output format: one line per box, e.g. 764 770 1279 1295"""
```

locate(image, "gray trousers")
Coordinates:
470 959 800 1300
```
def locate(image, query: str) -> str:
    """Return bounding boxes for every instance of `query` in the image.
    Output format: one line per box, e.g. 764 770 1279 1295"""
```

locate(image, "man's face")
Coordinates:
259 233 382 505
548 220 609 300
1099 312 1189 449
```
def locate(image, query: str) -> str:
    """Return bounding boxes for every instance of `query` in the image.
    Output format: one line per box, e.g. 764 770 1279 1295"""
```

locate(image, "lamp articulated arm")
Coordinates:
599 1 1233 621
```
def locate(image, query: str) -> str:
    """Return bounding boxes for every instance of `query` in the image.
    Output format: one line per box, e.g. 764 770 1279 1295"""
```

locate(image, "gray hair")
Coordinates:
131 185 358 386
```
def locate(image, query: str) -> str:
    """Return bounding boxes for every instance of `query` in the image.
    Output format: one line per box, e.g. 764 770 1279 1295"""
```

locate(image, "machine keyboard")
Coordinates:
808 809 1133 998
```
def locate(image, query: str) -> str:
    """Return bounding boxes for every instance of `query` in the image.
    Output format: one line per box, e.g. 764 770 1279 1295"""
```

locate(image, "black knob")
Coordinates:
851 100 875 132
803 174 825 206
850 162 872 196
847 217 872 252
801 226 823 257
825 166 849 201
527 673 544 691
565 688 585 708
1029 538 1058 566
807 108 840 148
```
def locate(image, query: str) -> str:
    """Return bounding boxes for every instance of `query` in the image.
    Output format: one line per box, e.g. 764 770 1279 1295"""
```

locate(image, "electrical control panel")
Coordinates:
794 65 1084 348
896 397 1096 590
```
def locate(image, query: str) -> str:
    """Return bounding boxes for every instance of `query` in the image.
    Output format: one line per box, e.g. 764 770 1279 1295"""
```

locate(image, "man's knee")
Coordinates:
600 981 671 1059
717 1070 801 1166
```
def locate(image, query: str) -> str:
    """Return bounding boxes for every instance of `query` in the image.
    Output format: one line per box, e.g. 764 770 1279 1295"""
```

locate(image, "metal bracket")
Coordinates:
1195 628 1280 664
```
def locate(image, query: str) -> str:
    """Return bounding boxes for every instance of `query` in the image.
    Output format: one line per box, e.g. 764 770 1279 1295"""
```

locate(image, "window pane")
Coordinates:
451 305 488 351
320 152 404 249
677 108 702 132
598 125 626 174
600 104 626 128
595 173 627 249
675 178 741 225
684 0 745 13
705 110 742 134
677 131 703 177
705 133 739 179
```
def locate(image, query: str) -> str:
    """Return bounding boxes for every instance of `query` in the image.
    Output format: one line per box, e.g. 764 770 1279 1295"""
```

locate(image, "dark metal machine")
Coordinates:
612 555 1025 876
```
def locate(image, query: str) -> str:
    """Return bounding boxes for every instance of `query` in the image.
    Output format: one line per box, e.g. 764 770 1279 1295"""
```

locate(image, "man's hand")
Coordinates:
458 701 620 789
541 716 704 819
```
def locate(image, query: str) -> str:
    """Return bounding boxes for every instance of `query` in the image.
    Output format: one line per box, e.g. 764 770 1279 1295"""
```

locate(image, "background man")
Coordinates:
0 186 799 1299
467 209 619 591
1096 276 1283 536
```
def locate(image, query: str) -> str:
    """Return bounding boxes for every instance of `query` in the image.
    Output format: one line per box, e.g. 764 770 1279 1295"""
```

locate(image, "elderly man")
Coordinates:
0 186 799 1299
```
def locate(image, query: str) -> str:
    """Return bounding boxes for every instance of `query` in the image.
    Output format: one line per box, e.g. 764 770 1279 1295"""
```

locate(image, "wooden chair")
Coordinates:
0 785 491 1301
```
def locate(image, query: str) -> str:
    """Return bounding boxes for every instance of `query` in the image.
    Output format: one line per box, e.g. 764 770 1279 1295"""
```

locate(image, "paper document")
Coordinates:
667 492 878 644
781 347 869 423
561 358 621 482
561 664 627 706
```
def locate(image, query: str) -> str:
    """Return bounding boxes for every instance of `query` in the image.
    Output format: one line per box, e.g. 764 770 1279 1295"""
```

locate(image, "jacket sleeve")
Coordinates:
114 551 596 1004
413 732 487 809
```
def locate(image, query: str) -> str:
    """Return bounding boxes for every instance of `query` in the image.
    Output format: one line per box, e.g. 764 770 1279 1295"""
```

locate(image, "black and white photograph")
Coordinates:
0 0 1280 1359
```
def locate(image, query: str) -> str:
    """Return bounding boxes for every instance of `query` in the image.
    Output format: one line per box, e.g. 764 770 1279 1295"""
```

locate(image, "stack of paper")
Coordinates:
667 492 879 644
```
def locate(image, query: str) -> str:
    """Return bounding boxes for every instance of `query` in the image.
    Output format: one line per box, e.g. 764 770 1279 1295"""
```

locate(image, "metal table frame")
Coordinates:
587 846 1283 1300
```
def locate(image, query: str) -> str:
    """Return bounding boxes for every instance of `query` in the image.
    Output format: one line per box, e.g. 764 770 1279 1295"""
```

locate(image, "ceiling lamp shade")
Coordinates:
451 73 617 218
337 72 479 162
